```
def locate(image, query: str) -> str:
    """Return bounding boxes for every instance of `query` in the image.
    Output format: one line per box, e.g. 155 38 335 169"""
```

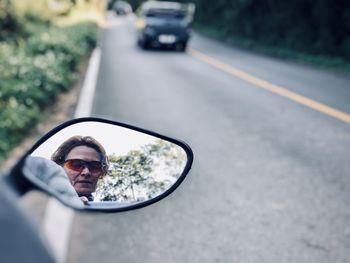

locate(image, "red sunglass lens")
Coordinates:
64 159 102 173
65 159 84 171
88 162 103 173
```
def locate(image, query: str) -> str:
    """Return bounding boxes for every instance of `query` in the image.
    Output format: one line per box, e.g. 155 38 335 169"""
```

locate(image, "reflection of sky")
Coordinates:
31 122 158 159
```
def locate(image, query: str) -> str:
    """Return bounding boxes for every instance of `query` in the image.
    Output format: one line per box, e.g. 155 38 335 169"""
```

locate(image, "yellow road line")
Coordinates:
187 48 350 124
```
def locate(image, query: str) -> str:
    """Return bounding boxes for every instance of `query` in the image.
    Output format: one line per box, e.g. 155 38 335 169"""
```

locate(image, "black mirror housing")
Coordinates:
9 117 193 212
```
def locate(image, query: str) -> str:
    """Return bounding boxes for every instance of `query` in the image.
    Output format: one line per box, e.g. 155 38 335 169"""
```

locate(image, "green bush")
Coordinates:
0 22 98 164
0 0 23 41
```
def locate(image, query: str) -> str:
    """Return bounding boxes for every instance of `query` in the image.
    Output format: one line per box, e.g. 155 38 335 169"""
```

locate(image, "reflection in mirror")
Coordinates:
31 122 188 206
97 139 186 202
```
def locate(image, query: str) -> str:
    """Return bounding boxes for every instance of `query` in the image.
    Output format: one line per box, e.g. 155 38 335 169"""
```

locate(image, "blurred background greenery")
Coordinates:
0 0 106 164
176 0 350 68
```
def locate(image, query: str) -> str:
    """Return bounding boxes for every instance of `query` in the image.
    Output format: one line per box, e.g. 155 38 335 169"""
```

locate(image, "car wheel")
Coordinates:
138 39 149 50
175 42 187 52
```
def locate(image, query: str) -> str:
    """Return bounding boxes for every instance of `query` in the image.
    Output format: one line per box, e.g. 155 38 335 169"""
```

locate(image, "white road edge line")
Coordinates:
75 48 102 118
42 47 101 263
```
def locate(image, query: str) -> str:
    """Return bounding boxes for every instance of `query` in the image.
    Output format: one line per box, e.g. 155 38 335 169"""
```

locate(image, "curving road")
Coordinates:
67 14 350 263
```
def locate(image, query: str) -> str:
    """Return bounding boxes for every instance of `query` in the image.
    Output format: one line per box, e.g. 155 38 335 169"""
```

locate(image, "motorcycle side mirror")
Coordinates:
10 117 193 212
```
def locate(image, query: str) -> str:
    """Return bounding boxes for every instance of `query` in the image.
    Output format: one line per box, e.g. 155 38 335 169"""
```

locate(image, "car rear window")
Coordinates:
145 9 185 19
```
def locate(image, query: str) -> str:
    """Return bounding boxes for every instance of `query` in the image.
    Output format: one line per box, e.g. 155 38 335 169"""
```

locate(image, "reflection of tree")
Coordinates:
95 140 186 202
142 139 187 179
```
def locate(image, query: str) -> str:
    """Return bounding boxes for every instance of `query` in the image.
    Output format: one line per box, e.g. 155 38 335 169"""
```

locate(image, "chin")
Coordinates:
77 189 93 195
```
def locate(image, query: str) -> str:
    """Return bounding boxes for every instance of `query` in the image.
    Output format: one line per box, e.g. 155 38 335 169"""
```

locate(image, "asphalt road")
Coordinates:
67 14 350 263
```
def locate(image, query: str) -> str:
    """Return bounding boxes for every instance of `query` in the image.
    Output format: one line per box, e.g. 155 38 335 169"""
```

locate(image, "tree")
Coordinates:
177 0 350 60
95 139 187 202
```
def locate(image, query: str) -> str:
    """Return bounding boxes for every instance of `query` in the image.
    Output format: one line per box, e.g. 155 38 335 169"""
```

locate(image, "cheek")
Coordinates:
64 168 79 182
91 177 100 186
90 176 102 189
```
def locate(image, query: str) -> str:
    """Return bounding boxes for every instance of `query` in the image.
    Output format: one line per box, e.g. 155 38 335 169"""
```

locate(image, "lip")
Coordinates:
75 180 93 185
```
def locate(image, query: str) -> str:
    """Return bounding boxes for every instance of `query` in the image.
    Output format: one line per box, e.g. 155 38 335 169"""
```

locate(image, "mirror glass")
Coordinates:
29 121 189 209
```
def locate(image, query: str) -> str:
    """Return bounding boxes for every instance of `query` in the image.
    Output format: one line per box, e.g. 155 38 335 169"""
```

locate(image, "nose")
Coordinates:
80 166 91 175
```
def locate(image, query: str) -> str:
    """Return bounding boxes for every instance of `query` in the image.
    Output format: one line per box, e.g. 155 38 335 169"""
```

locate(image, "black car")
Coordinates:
136 1 194 51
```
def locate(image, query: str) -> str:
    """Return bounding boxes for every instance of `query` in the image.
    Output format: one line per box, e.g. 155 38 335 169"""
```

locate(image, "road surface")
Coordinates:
65 14 350 263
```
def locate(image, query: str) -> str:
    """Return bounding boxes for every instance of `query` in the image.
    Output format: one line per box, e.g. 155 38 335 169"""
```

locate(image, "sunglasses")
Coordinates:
64 159 103 174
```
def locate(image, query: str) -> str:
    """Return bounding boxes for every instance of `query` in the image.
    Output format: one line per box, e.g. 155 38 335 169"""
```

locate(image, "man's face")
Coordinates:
63 146 103 196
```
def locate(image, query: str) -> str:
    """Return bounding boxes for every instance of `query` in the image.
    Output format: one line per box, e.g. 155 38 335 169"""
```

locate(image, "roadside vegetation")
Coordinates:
188 0 350 72
0 0 105 164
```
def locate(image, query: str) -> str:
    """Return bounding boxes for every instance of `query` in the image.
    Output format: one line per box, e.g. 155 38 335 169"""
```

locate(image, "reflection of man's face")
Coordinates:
63 146 103 196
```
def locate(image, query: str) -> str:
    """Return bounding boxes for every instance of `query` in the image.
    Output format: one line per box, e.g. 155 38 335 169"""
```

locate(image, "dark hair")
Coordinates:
51 136 109 175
